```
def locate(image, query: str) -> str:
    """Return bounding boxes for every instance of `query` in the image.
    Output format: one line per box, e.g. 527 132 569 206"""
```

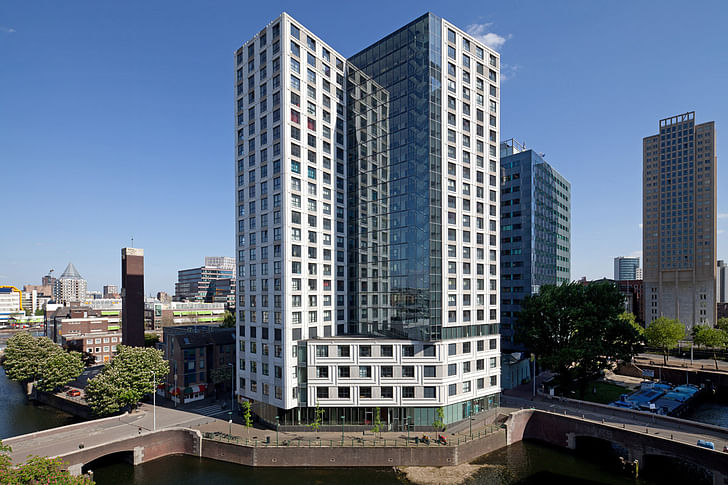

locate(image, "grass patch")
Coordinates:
579 380 629 404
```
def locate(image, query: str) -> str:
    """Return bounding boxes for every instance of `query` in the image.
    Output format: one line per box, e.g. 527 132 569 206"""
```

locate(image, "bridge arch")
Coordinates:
82 450 135 474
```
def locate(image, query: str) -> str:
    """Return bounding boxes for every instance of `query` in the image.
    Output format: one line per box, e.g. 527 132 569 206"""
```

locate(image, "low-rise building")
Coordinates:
144 301 226 331
159 325 235 404
48 306 122 363
0 286 23 324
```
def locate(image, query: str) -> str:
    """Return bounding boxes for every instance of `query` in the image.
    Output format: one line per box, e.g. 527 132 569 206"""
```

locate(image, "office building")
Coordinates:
614 256 640 281
499 139 571 348
0 286 23 324
49 306 121 364
235 13 501 428
643 112 716 330
121 247 145 347
174 257 236 304
717 260 726 304
144 300 226 331
54 263 87 304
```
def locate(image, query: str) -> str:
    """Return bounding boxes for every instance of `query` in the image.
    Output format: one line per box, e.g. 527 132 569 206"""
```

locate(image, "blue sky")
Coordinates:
1 0 727 294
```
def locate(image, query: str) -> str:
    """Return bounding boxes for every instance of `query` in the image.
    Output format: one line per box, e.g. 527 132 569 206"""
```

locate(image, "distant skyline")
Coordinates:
1 0 727 293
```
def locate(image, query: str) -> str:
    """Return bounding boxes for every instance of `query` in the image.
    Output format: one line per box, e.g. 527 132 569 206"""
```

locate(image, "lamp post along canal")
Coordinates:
276 415 280 446
151 370 156 431
341 415 345 444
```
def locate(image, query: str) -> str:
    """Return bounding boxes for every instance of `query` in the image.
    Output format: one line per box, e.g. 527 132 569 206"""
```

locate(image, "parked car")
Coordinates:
66 389 81 397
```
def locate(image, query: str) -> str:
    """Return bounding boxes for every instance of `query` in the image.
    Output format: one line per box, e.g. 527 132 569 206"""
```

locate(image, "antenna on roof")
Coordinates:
131 236 134 248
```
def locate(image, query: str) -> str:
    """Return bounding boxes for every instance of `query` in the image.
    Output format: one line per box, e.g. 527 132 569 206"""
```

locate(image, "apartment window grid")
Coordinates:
443 21 500 331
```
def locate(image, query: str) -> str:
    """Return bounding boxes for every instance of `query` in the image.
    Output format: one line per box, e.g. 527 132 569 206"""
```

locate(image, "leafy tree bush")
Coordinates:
692 324 728 370
644 317 685 365
3 333 83 392
85 345 169 417
516 281 641 397
0 440 93 484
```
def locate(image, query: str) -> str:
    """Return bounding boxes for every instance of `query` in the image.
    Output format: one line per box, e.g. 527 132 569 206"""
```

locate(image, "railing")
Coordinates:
201 424 501 448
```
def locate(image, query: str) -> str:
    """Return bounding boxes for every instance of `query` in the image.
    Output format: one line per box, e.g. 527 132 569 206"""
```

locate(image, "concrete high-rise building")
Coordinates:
717 260 727 304
614 256 640 281
0 286 23 324
121 247 145 347
174 257 236 304
643 112 717 330
235 13 501 428
499 140 571 348
53 263 87 304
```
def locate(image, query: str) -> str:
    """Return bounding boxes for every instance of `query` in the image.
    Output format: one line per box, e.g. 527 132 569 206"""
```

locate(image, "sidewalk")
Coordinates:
635 353 728 372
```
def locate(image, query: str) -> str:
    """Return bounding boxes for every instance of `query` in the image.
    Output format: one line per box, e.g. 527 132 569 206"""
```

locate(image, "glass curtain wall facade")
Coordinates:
500 141 571 348
347 13 442 341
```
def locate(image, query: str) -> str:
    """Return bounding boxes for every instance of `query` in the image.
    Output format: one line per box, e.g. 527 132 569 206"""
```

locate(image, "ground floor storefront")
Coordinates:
251 393 500 430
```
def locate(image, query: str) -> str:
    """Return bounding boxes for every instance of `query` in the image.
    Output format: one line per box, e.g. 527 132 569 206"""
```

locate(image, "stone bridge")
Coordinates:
506 409 728 485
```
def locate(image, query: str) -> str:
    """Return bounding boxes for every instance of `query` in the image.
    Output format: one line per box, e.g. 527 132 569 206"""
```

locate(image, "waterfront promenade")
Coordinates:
5 389 728 476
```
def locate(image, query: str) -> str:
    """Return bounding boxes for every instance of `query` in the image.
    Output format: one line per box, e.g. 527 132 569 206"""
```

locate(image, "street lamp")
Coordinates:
406 416 410 446
151 370 156 431
276 415 280 446
469 409 474 439
341 415 345 444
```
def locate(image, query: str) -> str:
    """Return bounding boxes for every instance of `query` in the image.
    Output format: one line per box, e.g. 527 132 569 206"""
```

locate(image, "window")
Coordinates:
359 366 371 378
316 345 328 357
402 387 415 398
402 345 414 357
402 366 414 378
380 345 393 357
359 345 371 357
337 345 350 357
424 387 436 399
448 363 457 376
338 387 350 399
381 366 393 378
316 366 328 378
316 387 328 399
448 384 457 396
424 365 436 377
381 387 393 399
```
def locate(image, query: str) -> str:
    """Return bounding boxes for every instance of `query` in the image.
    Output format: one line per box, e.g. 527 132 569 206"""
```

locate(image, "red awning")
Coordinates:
199 384 207 392
170 387 181 396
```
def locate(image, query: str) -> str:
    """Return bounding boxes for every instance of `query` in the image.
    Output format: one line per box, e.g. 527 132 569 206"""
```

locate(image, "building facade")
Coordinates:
103 285 120 299
717 260 726 304
0 286 23 324
174 257 236 304
48 306 121 363
235 13 501 428
54 263 87 304
614 256 640 281
160 325 236 404
643 112 716 330
499 140 571 348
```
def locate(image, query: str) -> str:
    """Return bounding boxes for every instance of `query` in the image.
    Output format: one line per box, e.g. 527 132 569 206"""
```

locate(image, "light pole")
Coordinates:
469 409 474 439
341 415 345 444
276 415 280 446
151 370 156 431
406 416 410 446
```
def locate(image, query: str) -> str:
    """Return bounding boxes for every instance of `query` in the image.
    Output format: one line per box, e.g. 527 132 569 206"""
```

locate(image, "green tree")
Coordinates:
432 407 446 434
309 402 324 434
371 407 383 438
144 333 160 348
85 345 170 416
3 333 83 391
220 310 235 328
644 317 685 366
34 308 44 316
241 400 253 437
0 440 93 484
692 325 728 370
516 281 641 397
37 350 84 392
716 317 728 333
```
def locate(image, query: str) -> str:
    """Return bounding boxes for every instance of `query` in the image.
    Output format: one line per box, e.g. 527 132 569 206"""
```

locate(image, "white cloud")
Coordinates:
500 63 521 82
719 230 725 235
465 23 510 50
638 223 643 229
718 213 728 219
0 27 16 34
